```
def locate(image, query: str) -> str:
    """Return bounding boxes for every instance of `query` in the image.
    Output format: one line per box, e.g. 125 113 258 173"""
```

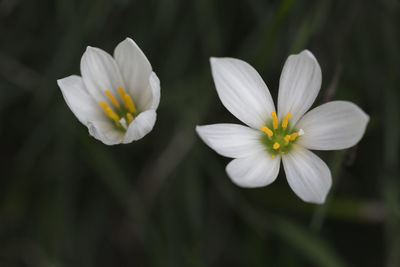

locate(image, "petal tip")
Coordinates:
310 198 326 205
347 101 370 130
313 190 330 204
210 57 232 64
83 46 98 57
121 37 136 46
195 125 205 137
209 57 218 65
84 46 103 55
56 75 82 90
299 185 330 205
300 49 316 60
209 57 231 66
56 78 67 89
56 78 64 86
362 110 370 124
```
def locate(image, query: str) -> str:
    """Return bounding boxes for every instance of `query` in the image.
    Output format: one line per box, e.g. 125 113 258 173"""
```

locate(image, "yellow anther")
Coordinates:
118 86 127 98
271 112 278 130
273 142 280 150
284 135 291 143
260 126 273 137
123 94 136 113
271 155 275 159
127 113 134 124
105 90 120 108
289 132 299 141
281 152 285 155
118 86 136 113
282 113 291 128
99 102 120 123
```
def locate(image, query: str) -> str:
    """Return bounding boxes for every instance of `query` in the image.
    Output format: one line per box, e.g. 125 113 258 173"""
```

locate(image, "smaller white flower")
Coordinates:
196 50 369 204
57 38 160 145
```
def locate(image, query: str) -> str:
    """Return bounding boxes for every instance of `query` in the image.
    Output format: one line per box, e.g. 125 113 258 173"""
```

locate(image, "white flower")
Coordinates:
57 38 160 145
196 50 369 204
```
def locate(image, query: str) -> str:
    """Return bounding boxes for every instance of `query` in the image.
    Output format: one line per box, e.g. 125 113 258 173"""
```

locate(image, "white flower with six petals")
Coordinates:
196 50 369 204
57 38 160 145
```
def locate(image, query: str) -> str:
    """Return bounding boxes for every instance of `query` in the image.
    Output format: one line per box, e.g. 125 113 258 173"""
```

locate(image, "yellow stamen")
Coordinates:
118 86 126 98
282 113 291 128
123 94 136 113
105 90 120 108
271 155 275 159
271 112 278 130
273 142 280 150
99 102 120 123
118 86 136 113
260 126 273 137
289 132 299 141
284 135 291 143
281 152 285 154
127 113 134 124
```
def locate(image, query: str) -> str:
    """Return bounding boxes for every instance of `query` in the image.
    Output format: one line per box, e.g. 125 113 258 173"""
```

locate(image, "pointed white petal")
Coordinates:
196 124 265 158
282 146 332 204
226 151 280 188
81 46 125 103
57 75 104 126
122 109 157 143
210 57 275 129
277 50 322 125
296 101 369 150
114 38 157 111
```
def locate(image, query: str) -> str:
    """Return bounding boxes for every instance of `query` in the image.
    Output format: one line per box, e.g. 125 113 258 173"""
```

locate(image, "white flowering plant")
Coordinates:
197 50 369 204
57 38 160 145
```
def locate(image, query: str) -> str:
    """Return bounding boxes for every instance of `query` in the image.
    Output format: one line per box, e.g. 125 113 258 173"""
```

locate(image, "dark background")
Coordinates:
1 0 399 266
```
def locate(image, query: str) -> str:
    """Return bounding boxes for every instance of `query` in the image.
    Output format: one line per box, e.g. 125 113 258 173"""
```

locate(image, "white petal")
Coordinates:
282 146 332 204
81 46 125 103
114 38 156 111
196 124 265 158
58 75 126 145
210 57 275 129
88 121 124 145
149 72 160 109
122 109 157 143
277 50 322 125
296 101 369 150
226 151 280 188
57 75 104 126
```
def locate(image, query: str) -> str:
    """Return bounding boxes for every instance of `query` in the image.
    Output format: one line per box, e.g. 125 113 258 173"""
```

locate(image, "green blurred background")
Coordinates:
1 0 399 266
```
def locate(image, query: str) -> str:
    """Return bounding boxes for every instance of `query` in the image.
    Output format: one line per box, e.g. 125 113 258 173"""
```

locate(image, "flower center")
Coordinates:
259 112 303 158
99 87 137 131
